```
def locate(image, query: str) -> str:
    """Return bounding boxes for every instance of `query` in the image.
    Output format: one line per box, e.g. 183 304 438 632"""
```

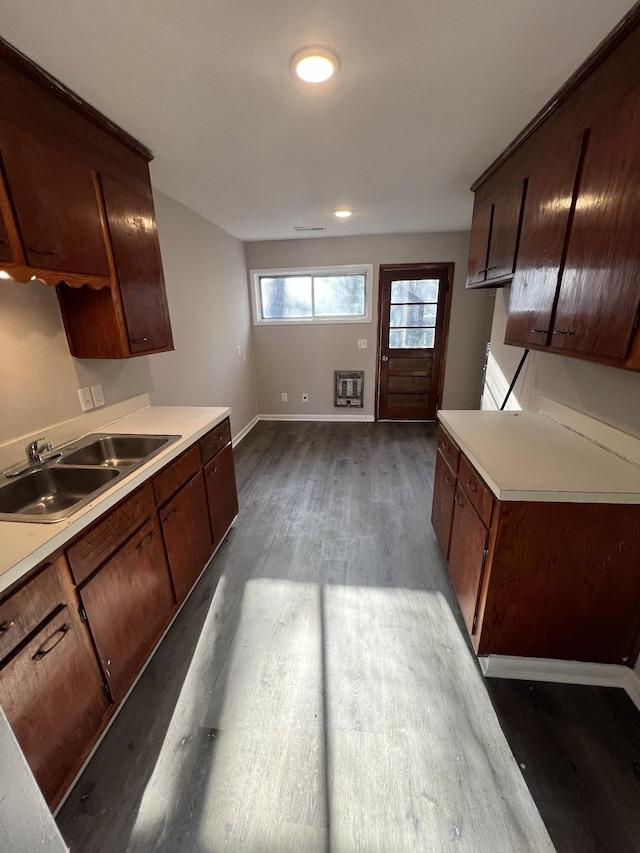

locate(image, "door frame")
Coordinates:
375 262 454 421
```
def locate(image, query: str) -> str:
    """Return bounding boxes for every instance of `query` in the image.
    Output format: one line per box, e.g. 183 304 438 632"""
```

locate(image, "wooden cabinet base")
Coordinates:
0 605 110 808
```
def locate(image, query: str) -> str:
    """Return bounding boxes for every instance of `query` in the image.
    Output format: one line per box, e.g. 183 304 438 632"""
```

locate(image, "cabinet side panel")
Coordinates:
480 502 640 663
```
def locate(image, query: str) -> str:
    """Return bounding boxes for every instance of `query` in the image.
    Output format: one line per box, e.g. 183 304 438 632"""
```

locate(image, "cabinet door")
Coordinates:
0 606 109 807
0 123 109 276
552 85 640 360
100 173 173 354
431 450 457 559
204 444 239 548
505 132 585 347
485 178 526 282
0 187 12 264
447 486 488 636
466 199 492 285
80 516 175 703
160 471 213 604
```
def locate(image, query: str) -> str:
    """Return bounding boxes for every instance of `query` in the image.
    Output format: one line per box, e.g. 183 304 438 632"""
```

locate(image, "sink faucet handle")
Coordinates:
25 437 48 464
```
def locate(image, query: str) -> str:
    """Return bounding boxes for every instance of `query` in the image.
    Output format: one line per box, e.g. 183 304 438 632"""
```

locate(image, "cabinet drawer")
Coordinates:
0 562 64 662
200 419 231 464
437 426 460 473
153 445 200 507
458 455 494 527
67 483 155 585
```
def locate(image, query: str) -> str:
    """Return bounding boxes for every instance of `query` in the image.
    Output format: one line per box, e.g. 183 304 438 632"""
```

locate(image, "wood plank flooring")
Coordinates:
56 421 556 852
487 679 640 853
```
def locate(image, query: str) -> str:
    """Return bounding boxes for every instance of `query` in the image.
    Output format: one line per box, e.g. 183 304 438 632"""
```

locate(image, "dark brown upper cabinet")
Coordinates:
0 37 174 359
0 123 109 277
469 7 640 372
504 132 585 348
100 174 173 354
466 170 526 289
551 85 640 363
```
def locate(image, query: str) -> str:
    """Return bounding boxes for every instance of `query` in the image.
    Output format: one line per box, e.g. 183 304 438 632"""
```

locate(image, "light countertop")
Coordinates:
438 409 640 504
0 405 230 595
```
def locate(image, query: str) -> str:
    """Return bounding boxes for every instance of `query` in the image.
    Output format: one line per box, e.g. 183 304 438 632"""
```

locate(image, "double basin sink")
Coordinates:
0 434 181 523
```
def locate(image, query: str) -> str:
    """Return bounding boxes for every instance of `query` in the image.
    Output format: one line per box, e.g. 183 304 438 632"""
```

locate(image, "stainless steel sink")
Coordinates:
0 466 120 521
58 434 174 468
0 433 181 523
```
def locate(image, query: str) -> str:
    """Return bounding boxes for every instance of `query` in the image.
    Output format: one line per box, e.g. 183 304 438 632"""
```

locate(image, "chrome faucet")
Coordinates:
25 438 54 466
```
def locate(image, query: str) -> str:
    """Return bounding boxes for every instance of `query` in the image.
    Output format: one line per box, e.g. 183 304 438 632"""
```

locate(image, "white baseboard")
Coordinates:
232 415 260 446
480 654 640 712
259 413 375 423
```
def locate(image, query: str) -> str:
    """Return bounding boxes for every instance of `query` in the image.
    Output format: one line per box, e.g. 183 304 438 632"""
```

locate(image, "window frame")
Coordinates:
250 264 374 326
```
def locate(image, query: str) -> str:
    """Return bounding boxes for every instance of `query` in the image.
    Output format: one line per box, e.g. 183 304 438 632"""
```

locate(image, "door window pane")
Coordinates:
389 328 435 349
390 304 437 327
391 280 439 303
314 275 365 316
260 276 312 319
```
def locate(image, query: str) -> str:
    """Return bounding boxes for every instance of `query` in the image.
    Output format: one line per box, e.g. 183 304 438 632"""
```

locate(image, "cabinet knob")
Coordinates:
466 480 477 492
445 477 454 487
0 619 15 636
454 494 464 507
0 237 7 245
131 337 149 344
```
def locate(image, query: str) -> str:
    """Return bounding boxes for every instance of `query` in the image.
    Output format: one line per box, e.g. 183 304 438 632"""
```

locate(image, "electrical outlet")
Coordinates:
302 393 309 402
90 384 105 408
358 339 368 349
281 392 288 402
78 387 94 412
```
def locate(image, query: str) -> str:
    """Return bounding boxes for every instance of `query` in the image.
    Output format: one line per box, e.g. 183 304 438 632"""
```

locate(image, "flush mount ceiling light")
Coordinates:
292 46 340 83
334 208 352 218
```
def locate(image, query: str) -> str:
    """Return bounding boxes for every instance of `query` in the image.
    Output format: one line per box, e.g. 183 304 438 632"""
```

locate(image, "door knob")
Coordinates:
381 355 389 361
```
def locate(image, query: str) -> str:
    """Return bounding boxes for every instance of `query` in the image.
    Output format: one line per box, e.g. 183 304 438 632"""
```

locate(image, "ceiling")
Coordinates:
0 0 636 241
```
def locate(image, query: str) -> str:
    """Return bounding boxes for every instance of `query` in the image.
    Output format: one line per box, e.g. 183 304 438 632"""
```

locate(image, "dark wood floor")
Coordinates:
487 678 640 853
54 421 640 852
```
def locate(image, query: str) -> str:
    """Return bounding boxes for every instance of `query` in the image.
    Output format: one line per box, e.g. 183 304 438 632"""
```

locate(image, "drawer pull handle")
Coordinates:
466 480 477 492
0 619 15 636
208 466 218 476
27 246 58 256
445 477 454 487
131 337 149 344
32 623 70 661
531 328 548 334
442 441 449 451
552 330 575 336
454 494 464 507
163 507 180 523
486 265 498 272
136 530 155 551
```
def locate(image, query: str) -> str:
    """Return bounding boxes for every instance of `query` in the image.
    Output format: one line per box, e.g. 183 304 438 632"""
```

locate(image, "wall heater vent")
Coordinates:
335 371 364 408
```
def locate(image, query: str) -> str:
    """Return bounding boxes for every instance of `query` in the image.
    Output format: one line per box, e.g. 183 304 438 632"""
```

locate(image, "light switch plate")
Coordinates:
90 384 105 408
78 387 94 412
358 339 368 349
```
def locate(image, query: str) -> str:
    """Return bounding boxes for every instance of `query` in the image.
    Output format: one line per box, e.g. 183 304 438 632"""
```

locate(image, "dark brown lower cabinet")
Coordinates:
80 516 175 703
431 449 457 559
204 444 239 548
447 486 489 636
160 471 213 603
0 605 109 807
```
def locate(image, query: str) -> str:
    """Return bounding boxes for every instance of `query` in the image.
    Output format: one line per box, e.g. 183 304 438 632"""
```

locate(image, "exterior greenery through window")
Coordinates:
251 265 373 325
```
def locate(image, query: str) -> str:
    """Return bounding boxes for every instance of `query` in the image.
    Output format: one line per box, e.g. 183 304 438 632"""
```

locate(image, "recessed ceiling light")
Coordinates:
334 208 352 219
292 46 340 83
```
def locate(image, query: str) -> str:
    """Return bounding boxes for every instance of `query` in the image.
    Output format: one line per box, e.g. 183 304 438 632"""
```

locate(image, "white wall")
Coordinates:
0 279 152 446
245 232 495 418
485 286 640 438
149 191 258 437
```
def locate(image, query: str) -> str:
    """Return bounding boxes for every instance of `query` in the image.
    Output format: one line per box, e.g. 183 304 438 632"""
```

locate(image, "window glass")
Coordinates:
259 276 312 319
389 328 435 349
390 304 437 327
314 275 365 316
391 280 439 303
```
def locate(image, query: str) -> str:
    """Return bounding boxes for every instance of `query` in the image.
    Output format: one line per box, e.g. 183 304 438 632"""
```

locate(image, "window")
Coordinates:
250 265 373 325
388 279 439 349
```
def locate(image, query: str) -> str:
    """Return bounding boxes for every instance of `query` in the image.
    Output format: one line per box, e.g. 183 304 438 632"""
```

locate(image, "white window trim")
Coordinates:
250 264 373 326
